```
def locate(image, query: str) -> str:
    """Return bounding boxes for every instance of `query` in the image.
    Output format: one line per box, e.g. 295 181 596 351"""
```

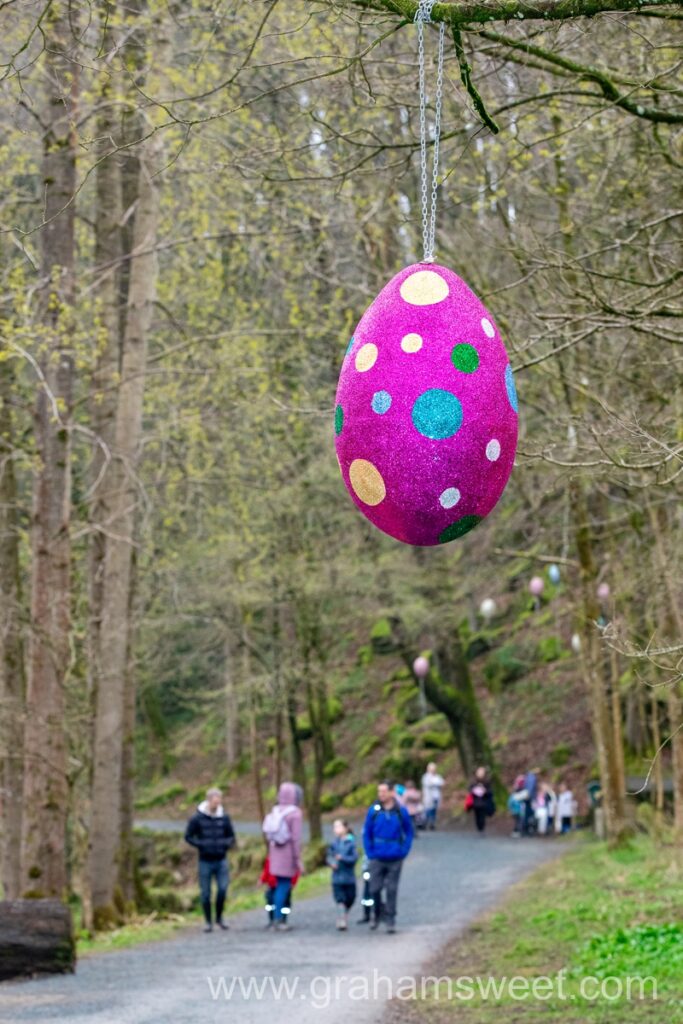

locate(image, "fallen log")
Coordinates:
0 899 75 980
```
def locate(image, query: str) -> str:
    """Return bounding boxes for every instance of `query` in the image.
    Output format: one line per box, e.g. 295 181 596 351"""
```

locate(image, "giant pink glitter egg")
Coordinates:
334 264 518 546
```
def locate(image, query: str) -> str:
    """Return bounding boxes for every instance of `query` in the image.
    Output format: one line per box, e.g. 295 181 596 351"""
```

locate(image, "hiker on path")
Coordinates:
327 818 358 930
467 766 495 833
262 781 304 932
557 782 575 833
421 762 445 830
363 780 413 934
185 786 236 932
402 779 424 834
522 766 539 835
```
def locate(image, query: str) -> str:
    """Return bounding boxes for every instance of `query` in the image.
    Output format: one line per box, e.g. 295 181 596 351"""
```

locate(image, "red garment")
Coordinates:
260 856 300 889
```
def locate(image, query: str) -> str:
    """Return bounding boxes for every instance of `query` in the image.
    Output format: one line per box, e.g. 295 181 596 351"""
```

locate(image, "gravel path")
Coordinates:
1 831 567 1024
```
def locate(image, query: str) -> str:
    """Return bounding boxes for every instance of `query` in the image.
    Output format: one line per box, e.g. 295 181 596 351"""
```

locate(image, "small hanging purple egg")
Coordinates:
334 264 518 546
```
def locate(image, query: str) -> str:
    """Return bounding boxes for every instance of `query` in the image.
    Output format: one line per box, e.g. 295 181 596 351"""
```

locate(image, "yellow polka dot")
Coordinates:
349 459 386 506
355 343 378 372
401 333 423 353
399 270 449 306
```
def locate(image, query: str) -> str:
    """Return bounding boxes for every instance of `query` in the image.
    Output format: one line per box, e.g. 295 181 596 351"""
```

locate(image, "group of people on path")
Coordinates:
184 762 573 934
508 768 576 837
184 764 447 935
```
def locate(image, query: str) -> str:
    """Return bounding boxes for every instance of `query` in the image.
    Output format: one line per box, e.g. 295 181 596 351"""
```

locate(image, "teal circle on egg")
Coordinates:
505 364 518 413
335 404 344 435
345 336 355 357
372 390 392 415
412 388 463 440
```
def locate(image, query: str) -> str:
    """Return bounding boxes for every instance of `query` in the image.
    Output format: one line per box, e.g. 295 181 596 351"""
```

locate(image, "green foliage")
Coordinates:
342 782 377 809
420 730 452 750
536 634 568 662
483 645 528 690
574 923 683 981
134 781 187 810
323 755 349 778
550 741 572 767
356 735 381 759
319 792 339 812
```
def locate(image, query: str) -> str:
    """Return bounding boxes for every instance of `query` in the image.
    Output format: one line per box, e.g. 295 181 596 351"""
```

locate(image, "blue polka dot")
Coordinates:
345 336 355 357
372 390 392 415
505 364 518 413
412 389 463 440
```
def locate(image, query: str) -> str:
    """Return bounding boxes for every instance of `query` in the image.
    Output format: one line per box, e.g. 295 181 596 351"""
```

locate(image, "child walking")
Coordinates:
327 818 358 930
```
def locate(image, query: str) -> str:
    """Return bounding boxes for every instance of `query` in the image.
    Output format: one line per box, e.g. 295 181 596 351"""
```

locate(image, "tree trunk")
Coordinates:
0 345 26 900
224 634 238 767
89 136 160 927
570 478 627 844
88 1 124 709
305 661 324 843
0 900 74 980
382 616 499 791
21 1 77 899
647 500 683 838
118 550 139 906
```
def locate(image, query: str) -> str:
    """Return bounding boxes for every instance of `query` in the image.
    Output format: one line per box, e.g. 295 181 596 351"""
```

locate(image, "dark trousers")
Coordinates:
474 807 487 832
368 858 403 926
199 858 229 923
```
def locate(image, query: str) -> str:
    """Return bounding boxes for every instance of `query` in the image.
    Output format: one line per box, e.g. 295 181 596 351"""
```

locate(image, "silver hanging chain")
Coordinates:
415 0 445 264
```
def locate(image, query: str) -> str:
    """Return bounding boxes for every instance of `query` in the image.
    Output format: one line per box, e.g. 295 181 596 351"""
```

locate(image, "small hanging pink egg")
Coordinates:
529 576 545 597
334 264 518 546
413 656 430 679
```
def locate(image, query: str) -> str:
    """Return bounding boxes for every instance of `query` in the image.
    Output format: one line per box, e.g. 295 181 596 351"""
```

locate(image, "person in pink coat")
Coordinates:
262 782 304 931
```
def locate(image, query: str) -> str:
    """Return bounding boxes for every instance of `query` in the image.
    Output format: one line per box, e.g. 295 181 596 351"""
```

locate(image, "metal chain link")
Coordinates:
415 0 445 264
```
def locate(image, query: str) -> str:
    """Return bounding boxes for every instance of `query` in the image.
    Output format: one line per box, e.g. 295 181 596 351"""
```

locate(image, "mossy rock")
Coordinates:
356 735 380 759
148 867 175 887
148 888 186 914
420 730 452 750
370 617 397 655
342 782 377 809
320 792 339 812
550 742 572 767
380 752 424 783
135 781 187 810
323 756 349 779
303 840 328 872
466 635 492 660
327 696 344 724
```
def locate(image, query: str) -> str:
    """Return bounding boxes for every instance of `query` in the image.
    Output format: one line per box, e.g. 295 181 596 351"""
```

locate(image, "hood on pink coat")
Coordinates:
278 781 302 806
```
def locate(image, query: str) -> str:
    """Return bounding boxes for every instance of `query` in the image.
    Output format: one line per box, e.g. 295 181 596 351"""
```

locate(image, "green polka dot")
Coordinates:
438 515 482 544
451 343 479 374
335 404 344 435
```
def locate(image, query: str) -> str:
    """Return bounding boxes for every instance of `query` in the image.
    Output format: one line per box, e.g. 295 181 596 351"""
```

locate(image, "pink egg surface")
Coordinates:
334 263 518 546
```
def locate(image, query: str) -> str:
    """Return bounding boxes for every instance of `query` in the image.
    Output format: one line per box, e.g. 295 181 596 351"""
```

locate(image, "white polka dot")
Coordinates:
439 487 461 509
481 317 495 338
400 270 449 305
401 333 423 353
486 439 501 461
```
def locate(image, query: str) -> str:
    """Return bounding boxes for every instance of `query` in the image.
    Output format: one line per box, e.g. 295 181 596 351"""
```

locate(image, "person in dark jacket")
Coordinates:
468 766 495 833
363 780 413 934
327 818 358 930
185 787 236 932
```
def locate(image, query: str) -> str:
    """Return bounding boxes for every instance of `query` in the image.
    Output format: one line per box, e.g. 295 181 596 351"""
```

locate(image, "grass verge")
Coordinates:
389 833 682 1023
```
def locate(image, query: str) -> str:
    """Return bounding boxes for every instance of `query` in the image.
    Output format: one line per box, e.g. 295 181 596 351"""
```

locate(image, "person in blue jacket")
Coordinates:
363 779 413 934
326 818 358 930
